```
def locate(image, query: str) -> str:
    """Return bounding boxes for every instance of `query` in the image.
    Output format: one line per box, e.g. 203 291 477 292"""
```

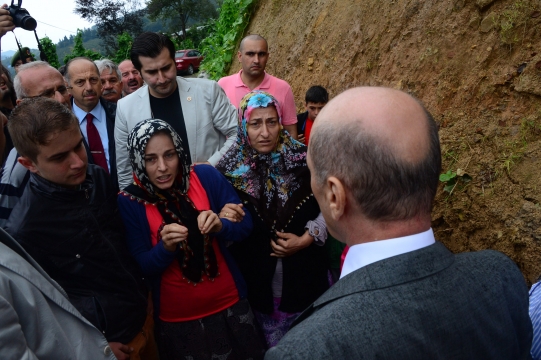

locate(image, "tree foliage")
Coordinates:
200 0 254 80
146 0 218 41
63 29 102 64
74 0 145 55
172 24 213 50
113 32 133 64
39 36 60 69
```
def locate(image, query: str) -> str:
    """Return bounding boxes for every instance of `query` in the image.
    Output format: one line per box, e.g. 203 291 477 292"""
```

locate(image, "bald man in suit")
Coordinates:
266 87 532 359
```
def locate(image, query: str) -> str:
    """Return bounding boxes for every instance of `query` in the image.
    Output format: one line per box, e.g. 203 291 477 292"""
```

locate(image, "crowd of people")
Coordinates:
0 4 539 360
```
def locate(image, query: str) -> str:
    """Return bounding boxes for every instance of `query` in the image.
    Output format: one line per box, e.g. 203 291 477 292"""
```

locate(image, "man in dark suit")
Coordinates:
65 57 118 191
266 87 532 359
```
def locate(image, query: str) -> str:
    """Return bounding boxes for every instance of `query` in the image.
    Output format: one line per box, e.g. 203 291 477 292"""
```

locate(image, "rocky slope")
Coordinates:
227 0 541 282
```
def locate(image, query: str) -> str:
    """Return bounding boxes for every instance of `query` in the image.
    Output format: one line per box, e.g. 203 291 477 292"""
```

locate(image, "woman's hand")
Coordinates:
271 230 314 258
198 210 223 234
160 223 188 252
219 203 245 223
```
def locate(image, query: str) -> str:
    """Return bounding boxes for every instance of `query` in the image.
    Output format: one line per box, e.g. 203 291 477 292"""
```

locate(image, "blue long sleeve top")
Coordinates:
117 164 252 316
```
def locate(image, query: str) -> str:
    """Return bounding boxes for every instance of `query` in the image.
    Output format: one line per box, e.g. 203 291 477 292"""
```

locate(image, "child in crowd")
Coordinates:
296 85 328 146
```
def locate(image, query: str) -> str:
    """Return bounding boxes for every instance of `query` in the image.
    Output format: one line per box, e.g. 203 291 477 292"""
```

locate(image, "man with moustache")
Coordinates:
118 59 144 96
0 61 72 227
65 57 118 190
95 59 123 103
5 97 156 360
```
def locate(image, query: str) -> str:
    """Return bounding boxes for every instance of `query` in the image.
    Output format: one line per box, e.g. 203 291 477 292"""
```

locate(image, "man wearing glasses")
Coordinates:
65 57 118 191
0 61 72 228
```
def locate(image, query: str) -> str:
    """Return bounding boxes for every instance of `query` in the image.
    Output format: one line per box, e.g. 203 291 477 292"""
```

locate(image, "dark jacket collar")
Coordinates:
314 242 454 306
29 167 94 200
291 242 454 328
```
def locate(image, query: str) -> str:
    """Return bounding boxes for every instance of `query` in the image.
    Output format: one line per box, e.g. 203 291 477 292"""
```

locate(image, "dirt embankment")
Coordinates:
227 0 541 282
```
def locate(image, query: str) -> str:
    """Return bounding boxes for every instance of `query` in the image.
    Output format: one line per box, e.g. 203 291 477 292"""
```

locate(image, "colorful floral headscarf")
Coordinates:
216 91 311 228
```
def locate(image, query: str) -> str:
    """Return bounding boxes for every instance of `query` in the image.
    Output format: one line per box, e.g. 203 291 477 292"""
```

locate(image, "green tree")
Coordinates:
64 29 102 64
147 0 218 41
200 0 255 80
74 0 144 55
113 32 133 64
39 36 60 69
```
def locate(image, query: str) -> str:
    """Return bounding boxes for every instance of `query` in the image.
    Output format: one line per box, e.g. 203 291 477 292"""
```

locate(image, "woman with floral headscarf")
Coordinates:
216 91 330 347
117 119 266 359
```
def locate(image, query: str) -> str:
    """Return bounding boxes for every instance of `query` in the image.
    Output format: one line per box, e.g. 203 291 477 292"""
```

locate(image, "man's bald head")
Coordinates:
309 87 441 222
239 34 268 52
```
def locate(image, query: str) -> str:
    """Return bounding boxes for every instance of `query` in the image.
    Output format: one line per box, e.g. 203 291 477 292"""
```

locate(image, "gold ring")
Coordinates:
225 212 229 217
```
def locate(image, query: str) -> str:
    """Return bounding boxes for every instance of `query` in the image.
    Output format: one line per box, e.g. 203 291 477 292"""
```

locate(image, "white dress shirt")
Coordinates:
73 101 110 172
340 228 436 279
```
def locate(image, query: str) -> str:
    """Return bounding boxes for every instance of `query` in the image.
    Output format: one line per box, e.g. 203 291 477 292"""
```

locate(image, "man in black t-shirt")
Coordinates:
114 32 237 190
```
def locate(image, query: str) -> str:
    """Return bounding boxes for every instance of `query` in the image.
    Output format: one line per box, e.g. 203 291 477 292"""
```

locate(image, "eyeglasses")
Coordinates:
23 85 69 99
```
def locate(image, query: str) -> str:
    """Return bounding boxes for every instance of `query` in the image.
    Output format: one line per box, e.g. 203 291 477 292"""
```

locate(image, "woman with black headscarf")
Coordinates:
117 119 265 359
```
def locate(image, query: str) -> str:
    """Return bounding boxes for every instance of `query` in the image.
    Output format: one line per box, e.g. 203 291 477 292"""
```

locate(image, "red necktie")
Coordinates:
86 113 109 173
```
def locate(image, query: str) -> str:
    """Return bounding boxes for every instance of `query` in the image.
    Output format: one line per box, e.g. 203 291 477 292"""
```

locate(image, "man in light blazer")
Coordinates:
266 87 533 359
114 32 237 190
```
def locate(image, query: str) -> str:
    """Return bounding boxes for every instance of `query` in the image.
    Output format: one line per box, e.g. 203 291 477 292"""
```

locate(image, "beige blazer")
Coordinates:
114 76 237 190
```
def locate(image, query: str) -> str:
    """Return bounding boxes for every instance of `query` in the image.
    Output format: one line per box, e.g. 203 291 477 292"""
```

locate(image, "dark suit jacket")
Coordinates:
73 98 118 192
265 242 533 360
296 111 308 137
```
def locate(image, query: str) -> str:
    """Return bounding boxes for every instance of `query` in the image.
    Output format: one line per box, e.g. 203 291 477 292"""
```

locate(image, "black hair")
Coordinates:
305 85 329 104
131 32 175 72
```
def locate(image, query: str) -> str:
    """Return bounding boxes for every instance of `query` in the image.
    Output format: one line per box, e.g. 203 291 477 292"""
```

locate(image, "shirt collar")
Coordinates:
340 228 436 279
235 70 270 89
73 100 103 125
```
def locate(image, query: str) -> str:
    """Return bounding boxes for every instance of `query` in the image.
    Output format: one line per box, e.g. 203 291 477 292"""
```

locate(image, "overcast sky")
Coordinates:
0 0 93 53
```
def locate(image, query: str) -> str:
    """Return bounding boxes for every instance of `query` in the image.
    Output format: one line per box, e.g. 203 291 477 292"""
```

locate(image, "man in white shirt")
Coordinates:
266 87 532 359
65 57 118 190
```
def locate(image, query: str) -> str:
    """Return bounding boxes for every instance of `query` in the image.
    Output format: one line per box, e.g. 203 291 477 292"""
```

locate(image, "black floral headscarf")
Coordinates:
127 119 190 194
122 119 217 284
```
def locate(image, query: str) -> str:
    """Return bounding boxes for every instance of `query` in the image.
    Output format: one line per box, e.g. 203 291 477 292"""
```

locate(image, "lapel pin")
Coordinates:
187 96 192 102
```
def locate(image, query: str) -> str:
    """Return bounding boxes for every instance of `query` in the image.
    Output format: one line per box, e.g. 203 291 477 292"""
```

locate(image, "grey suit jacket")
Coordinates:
266 242 533 360
0 229 115 359
114 76 237 189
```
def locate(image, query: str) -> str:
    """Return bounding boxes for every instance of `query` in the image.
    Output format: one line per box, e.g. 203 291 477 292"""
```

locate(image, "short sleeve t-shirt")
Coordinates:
218 71 297 126
150 90 192 164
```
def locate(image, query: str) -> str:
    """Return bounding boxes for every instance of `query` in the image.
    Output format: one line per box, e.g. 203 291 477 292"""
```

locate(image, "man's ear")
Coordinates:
237 51 242 62
18 156 38 173
326 176 346 221
16 98 22 105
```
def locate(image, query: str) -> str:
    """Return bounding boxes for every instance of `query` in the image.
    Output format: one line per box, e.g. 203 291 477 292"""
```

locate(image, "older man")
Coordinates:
218 34 298 139
0 61 72 227
95 59 123 103
65 57 118 189
118 59 144 96
266 87 532 359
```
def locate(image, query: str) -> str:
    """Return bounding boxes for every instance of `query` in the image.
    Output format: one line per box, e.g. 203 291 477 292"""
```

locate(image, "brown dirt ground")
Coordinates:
226 0 541 283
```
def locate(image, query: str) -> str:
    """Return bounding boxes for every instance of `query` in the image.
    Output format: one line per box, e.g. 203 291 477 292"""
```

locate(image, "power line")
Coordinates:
35 19 78 34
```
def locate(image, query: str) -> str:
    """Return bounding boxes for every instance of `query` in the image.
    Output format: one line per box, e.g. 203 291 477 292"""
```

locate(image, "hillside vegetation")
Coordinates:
231 0 541 282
